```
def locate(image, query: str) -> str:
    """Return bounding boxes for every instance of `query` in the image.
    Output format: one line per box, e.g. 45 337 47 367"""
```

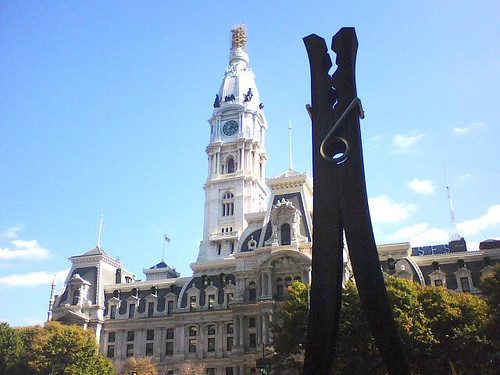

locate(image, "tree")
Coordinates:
19 321 116 375
270 281 309 374
178 361 205 375
0 323 25 374
271 277 498 375
116 356 160 375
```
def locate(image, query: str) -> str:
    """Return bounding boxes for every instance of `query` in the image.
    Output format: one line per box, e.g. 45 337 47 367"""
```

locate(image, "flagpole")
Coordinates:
97 214 104 248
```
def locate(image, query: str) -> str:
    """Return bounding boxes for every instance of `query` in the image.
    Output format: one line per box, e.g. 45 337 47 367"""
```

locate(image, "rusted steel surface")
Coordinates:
302 28 410 375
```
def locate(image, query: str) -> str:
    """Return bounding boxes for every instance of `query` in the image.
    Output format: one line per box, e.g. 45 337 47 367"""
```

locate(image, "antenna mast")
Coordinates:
288 121 294 170
444 167 460 240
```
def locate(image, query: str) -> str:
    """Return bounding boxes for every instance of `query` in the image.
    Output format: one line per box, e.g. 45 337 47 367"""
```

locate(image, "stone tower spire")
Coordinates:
194 26 269 266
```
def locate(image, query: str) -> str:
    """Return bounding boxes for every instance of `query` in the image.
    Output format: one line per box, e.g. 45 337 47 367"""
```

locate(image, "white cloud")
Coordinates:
369 195 416 224
0 268 69 287
0 225 23 240
458 173 472 181
457 205 500 236
0 240 50 261
389 223 449 246
408 179 434 195
393 133 423 152
453 122 484 135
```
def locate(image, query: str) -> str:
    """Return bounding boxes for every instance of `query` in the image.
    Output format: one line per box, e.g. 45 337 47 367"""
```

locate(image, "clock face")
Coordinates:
222 120 239 136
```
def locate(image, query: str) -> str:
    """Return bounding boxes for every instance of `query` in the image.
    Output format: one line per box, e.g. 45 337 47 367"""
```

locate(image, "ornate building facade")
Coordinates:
50 26 499 375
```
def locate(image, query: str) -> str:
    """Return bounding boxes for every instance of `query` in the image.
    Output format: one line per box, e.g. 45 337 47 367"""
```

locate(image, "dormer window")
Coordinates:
190 296 197 311
280 223 291 245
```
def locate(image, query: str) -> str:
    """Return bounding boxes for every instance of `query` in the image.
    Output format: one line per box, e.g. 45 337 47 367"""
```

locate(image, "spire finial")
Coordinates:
97 214 105 248
47 275 56 322
231 24 247 50
288 121 294 171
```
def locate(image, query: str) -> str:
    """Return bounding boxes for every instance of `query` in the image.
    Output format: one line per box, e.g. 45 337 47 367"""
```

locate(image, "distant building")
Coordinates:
50 26 499 375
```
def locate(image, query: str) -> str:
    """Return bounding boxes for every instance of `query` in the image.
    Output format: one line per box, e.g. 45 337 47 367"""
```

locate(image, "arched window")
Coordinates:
294 276 302 282
221 192 235 217
227 157 235 173
72 289 80 305
276 277 284 301
285 276 293 288
248 281 256 302
280 223 291 245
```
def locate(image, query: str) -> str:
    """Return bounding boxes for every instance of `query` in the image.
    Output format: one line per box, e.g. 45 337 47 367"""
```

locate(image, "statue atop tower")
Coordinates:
231 24 247 50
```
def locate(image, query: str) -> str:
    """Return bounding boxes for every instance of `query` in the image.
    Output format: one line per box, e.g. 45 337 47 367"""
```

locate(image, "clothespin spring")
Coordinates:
320 98 364 164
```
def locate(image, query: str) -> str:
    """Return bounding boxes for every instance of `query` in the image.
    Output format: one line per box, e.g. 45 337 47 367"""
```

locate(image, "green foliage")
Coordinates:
271 281 309 373
116 356 160 375
271 277 498 375
1 321 116 375
0 323 25 374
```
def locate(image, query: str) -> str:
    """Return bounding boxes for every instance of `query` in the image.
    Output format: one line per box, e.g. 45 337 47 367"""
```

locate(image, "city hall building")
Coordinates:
50 26 499 375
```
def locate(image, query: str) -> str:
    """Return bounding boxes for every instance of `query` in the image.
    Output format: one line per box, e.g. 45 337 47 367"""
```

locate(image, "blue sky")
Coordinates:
1 2 499 326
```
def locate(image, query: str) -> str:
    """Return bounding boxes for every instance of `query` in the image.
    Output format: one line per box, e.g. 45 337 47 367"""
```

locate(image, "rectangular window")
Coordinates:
249 317 256 328
190 296 197 311
126 344 134 357
145 342 154 356
167 300 174 315
108 331 116 343
249 333 256 348
225 367 234 375
148 302 154 317
206 369 215 375
166 328 174 339
230 242 234 254
207 337 215 352
208 294 215 309
127 331 134 342
226 336 233 351
129 303 135 318
146 330 154 341
434 279 443 286
166 341 174 356
218 244 222 255
460 277 471 292
107 345 114 358
188 339 197 353
110 305 116 319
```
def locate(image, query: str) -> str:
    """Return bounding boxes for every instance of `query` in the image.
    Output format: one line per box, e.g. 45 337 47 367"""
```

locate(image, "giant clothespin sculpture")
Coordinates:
302 28 411 375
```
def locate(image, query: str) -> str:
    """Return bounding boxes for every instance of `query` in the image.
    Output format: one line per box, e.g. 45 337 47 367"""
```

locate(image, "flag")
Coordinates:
164 235 171 243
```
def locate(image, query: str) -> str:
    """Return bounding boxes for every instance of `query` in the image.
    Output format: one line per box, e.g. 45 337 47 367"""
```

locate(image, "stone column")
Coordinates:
216 321 223 357
239 316 245 347
115 330 125 359
176 326 185 358
262 313 269 344
267 270 273 298
198 324 204 359
155 327 165 361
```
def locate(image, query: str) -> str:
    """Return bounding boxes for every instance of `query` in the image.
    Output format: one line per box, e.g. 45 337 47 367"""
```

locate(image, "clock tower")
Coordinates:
196 25 269 264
